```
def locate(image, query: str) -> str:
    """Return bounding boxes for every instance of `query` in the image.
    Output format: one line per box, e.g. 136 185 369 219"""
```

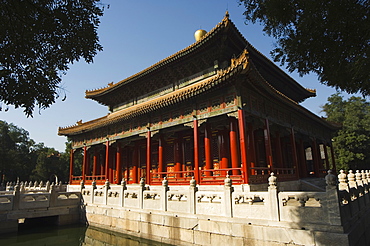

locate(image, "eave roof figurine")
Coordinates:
59 12 336 186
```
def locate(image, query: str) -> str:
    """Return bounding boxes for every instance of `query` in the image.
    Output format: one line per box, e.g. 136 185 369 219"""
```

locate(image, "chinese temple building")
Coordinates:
58 12 336 186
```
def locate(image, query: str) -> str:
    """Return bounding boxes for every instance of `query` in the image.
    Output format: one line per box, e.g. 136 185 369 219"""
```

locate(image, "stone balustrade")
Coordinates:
336 170 370 232
76 170 370 231
0 181 80 212
74 170 370 245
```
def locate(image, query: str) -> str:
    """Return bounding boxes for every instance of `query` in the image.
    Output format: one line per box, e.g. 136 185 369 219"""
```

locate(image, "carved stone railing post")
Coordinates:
46 181 50 192
348 170 357 189
361 170 370 205
49 183 57 207
325 170 342 225
356 170 366 209
366 171 370 205
20 182 25 194
223 175 234 217
188 177 197 214
338 170 348 191
103 180 110 205
162 177 169 211
119 179 126 207
356 170 364 196
13 184 20 210
80 180 85 192
139 178 146 209
361 170 367 186
355 170 363 185
268 172 279 221
347 170 360 215
91 180 97 204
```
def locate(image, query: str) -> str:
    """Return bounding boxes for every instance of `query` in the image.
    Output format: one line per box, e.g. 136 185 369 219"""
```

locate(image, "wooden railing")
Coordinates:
70 175 83 185
85 175 107 184
71 175 106 185
199 168 244 184
73 167 298 185
249 167 297 183
151 170 195 185
151 168 244 185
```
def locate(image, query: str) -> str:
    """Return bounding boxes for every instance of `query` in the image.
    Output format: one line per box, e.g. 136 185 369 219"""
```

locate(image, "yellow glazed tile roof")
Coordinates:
85 13 232 98
59 49 250 136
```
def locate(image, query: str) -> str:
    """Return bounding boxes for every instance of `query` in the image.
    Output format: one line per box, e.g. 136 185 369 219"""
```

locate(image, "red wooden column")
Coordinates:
174 134 183 177
264 119 273 172
146 130 151 184
132 144 139 183
105 140 110 182
69 149 74 184
86 148 91 178
311 139 320 177
247 123 256 175
330 143 337 173
82 146 87 182
100 149 104 176
125 147 130 182
274 132 283 168
229 117 240 175
108 146 113 182
92 149 98 176
290 128 299 178
238 109 249 183
219 130 229 176
193 118 200 183
116 143 122 184
298 139 308 178
204 124 212 177
158 135 164 178
323 143 330 171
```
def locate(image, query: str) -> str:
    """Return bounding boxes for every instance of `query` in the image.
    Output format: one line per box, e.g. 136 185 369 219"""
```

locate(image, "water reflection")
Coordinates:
0 224 174 246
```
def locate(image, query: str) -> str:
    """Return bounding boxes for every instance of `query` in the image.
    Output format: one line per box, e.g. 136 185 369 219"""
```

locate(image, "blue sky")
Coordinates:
1 0 342 152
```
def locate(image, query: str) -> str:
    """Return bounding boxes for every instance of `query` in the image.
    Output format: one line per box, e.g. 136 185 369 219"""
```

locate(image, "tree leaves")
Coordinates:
239 0 370 96
0 120 69 182
0 0 104 116
322 93 370 170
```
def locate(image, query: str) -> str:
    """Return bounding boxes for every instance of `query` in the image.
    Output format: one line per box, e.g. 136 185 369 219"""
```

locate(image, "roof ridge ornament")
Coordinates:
305 88 317 94
194 29 207 42
223 10 230 21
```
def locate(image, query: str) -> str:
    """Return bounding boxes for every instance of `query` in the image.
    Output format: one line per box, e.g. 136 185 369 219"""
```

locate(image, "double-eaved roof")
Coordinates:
59 12 319 136
85 12 315 107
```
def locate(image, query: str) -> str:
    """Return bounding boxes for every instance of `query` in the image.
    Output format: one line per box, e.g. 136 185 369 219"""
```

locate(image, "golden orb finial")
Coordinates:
225 10 229 18
194 29 207 42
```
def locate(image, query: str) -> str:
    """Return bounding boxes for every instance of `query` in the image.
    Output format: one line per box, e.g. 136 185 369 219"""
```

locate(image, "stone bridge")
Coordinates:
0 181 81 233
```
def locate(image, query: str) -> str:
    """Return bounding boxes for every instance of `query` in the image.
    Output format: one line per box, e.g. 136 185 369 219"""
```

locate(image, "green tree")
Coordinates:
0 120 71 183
322 93 370 170
62 139 83 178
0 120 35 182
0 0 104 116
31 145 68 182
239 0 369 96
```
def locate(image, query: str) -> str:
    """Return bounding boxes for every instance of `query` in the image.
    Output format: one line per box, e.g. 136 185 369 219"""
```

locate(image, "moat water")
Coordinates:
0 223 174 246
